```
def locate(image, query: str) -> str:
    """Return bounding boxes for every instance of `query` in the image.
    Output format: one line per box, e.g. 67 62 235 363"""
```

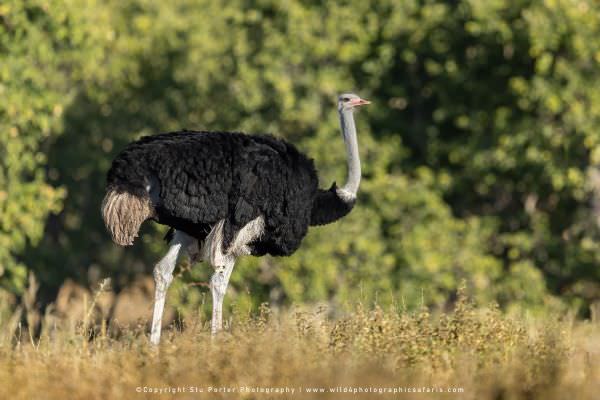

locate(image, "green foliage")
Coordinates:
373 0 600 308
1 0 599 313
0 1 76 291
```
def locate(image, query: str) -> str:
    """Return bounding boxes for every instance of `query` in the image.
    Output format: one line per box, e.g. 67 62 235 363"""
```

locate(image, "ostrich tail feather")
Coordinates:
101 189 153 246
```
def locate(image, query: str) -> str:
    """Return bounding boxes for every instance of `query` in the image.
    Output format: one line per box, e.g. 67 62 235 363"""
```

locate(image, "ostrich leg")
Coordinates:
210 258 235 335
205 216 264 335
150 230 194 345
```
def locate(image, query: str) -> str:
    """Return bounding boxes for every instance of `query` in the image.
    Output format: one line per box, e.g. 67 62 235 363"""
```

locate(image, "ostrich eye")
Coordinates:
342 97 350 102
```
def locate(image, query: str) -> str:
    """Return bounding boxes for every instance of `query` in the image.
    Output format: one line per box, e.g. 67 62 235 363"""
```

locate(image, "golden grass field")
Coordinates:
0 283 598 400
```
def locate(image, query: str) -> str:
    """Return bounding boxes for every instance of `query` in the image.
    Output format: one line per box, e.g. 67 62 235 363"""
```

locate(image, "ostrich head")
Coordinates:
338 93 371 112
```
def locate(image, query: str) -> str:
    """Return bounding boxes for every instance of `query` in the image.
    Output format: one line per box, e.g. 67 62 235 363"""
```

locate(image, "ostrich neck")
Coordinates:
338 109 361 201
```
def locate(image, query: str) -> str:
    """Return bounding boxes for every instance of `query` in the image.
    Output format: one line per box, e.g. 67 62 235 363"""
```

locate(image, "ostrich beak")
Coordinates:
350 98 371 107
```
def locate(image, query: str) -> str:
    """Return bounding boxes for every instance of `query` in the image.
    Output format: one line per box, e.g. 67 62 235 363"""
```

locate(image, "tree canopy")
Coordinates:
2 0 600 315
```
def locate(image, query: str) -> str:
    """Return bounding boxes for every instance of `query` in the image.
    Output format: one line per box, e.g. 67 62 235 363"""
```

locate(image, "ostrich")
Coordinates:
101 93 369 344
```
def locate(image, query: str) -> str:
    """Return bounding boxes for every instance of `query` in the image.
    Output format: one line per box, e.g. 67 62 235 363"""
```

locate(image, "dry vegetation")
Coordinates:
0 283 598 400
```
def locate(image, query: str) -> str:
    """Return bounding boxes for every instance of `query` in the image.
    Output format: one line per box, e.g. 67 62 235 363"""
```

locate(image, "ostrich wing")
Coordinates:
150 132 233 224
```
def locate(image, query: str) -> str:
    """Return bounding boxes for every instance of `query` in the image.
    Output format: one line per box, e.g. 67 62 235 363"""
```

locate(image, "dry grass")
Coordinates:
0 284 598 400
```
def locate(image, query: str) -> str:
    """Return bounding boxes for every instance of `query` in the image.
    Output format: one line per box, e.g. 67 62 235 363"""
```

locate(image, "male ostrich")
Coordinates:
102 93 369 344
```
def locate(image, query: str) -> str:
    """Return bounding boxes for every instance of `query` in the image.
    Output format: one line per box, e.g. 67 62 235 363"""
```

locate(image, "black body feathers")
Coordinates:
105 131 355 256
